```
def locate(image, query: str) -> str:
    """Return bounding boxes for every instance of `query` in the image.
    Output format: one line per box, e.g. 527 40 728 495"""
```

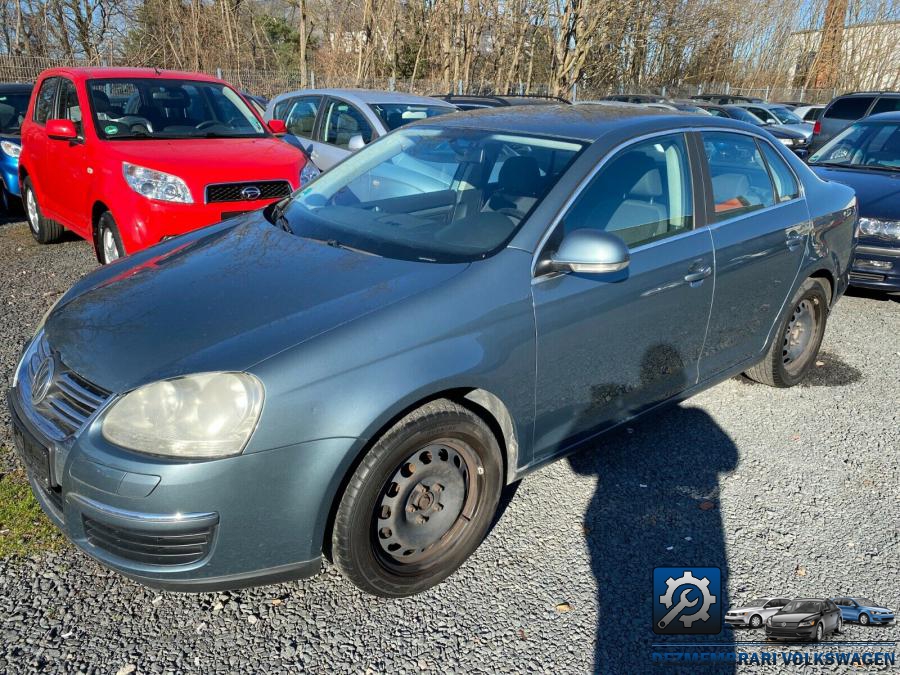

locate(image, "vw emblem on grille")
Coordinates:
780 622 786 627
240 186 262 201
31 356 55 405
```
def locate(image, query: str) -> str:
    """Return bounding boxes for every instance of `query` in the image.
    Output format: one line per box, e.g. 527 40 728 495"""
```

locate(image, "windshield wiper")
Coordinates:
269 199 293 233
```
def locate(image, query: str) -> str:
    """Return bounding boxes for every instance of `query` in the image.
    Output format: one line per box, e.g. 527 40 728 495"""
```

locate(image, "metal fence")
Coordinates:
0 54 842 104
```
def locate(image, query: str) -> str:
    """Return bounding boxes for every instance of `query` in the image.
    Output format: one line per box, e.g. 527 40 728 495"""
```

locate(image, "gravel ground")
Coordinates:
0 217 898 674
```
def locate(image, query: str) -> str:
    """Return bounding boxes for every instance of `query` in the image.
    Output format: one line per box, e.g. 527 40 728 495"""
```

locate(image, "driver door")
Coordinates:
45 78 90 235
531 132 715 459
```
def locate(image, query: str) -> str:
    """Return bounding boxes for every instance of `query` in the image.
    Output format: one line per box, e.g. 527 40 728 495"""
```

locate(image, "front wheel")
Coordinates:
97 212 125 264
814 622 824 642
331 399 503 597
749 614 763 628
744 277 829 387
859 613 870 626
835 617 843 634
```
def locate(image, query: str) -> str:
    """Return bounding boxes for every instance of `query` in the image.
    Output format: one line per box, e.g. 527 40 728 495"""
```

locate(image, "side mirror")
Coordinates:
267 119 287 135
547 229 630 275
347 134 366 151
46 119 78 141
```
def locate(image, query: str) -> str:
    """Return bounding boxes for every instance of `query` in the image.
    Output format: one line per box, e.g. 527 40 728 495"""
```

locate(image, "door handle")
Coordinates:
786 233 805 250
684 265 712 283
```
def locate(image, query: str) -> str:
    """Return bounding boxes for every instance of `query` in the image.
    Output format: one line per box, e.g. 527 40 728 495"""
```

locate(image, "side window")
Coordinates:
748 107 774 123
33 77 59 124
707 108 727 118
57 79 82 136
561 133 693 248
758 141 799 202
803 108 822 122
702 132 775 221
321 99 373 148
284 96 321 137
825 96 874 120
272 97 294 121
871 97 900 115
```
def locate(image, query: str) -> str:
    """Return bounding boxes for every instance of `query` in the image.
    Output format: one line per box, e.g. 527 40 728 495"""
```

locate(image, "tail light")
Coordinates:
813 119 821 135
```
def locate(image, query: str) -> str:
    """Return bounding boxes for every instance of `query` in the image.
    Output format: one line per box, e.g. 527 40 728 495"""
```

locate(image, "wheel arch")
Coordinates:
809 268 835 306
90 201 112 261
319 386 519 561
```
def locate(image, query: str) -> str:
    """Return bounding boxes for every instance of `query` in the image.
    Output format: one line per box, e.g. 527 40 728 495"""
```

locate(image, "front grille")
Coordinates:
20 334 110 441
83 516 215 566
205 180 292 203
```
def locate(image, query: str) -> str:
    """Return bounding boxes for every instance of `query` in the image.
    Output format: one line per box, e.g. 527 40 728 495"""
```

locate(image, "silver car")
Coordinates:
725 597 791 628
734 103 814 141
263 88 456 173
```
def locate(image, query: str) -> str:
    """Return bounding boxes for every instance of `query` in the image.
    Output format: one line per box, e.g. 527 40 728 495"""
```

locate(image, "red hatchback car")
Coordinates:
20 67 306 263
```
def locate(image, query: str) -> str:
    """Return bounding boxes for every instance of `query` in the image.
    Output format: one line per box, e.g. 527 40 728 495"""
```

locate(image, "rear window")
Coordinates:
825 96 874 120
871 96 900 115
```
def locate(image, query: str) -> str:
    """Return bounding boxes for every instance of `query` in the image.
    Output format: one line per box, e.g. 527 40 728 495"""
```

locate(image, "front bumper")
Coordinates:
1 155 20 197
765 624 817 640
724 615 751 627
8 385 355 592
849 244 900 292
865 614 895 624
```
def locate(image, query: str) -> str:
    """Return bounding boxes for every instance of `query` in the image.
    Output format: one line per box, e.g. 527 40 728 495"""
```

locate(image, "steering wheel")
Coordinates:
195 120 220 130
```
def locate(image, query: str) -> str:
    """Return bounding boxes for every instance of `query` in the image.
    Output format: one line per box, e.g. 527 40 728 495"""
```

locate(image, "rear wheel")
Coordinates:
23 177 63 244
332 399 503 597
97 212 125 264
744 277 829 387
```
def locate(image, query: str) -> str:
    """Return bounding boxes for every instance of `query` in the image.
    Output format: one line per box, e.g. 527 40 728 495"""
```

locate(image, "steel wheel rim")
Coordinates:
102 228 119 263
782 298 817 374
26 189 39 233
373 438 481 571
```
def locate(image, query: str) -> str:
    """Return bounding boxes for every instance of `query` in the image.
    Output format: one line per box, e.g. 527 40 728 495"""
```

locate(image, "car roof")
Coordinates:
0 82 33 92
273 88 452 107
38 67 226 84
441 94 568 106
417 103 759 142
861 111 900 122
835 90 900 97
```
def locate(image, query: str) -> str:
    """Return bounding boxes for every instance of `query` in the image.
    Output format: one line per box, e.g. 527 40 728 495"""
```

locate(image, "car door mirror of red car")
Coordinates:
267 119 287 135
46 119 78 141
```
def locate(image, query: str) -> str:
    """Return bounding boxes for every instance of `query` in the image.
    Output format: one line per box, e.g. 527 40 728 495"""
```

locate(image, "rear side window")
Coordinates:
825 96 874 120
702 132 775 221
758 142 799 202
33 77 59 124
871 96 900 115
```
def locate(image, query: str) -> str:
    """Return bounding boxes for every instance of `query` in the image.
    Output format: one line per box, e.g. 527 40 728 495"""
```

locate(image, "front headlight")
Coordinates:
1 140 21 158
300 161 321 185
798 619 817 627
858 217 900 241
122 162 193 203
778 137 796 147
102 372 264 458
766 617 772 626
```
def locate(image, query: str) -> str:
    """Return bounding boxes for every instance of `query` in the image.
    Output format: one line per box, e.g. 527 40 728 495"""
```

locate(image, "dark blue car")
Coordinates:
0 82 33 211
809 111 900 292
8 105 856 597
832 597 895 625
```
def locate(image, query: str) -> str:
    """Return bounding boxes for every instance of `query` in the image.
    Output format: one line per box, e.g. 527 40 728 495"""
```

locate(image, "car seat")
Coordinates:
485 156 543 218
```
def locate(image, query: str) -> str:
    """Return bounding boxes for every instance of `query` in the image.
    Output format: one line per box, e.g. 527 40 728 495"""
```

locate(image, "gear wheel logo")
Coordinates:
653 567 723 635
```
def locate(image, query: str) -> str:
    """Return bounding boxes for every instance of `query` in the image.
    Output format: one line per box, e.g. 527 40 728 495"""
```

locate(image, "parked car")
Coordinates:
810 91 900 152
696 103 810 154
807 111 900 291
599 94 669 104
438 94 569 110
265 88 455 171
793 105 824 123
0 82 33 211
832 597 895 625
765 599 843 641
643 101 712 114
776 101 810 109
19 67 307 264
691 93 764 104
8 105 855 597
241 91 268 117
733 103 814 141
725 597 791 628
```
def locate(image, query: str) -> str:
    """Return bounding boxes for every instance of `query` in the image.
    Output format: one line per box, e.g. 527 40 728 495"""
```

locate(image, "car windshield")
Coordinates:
724 106 765 124
276 126 584 263
770 107 804 124
371 103 455 131
853 598 877 607
87 78 267 140
782 600 821 614
809 121 900 171
0 90 32 134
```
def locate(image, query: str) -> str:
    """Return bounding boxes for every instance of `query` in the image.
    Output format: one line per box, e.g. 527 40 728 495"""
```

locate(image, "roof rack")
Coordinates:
438 93 571 104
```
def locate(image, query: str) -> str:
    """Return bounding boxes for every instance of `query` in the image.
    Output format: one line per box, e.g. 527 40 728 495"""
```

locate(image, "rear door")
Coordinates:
44 77 90 234
697 131 808 379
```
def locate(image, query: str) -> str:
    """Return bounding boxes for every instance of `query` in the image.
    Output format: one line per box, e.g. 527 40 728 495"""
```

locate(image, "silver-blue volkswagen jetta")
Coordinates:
8 105 856 597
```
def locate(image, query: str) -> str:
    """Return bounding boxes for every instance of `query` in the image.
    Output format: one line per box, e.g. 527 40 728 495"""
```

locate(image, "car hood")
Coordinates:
774 123 813 138
859 605 892 612
809 166 900 221
771 612 819 623
45 216 468 392
104 137 304 184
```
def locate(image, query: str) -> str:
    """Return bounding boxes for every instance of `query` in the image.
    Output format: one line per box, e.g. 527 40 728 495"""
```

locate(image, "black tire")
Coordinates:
750 614 763 628
332 399 503 597
814 622 824 642
23 177 63 244
97 212 126 264
835 616 842 634
744 277 829 387
859 613 869 626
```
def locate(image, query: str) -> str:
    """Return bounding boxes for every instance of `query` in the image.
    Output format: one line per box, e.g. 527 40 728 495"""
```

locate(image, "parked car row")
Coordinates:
726 596 894 641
